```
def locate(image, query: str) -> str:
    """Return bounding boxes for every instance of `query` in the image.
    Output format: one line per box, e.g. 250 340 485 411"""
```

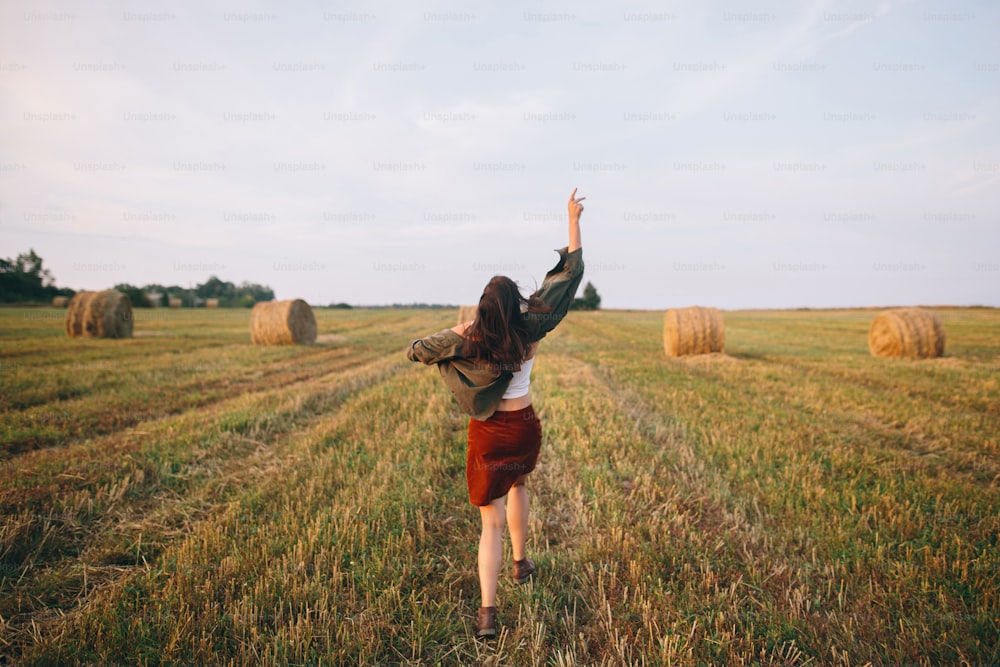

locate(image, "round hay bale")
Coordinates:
52 296 69 308
250 299 317 345
457 305 477 326
168 297 182 308
65 290 133 339
205 298 220 308
663 306 725 357
868 307 945 359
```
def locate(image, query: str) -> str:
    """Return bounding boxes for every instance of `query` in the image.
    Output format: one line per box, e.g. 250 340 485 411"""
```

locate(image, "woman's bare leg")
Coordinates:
478 496 506 608
506 476 530 561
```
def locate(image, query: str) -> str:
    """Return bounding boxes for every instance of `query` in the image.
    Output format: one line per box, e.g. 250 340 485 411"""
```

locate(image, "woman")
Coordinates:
407 188 585 638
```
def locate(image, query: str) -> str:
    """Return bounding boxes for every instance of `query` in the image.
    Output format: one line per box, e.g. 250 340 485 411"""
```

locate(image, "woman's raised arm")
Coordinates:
568 187 584 252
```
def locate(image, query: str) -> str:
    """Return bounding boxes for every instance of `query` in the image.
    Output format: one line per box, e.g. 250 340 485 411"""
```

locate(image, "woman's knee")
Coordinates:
480 500 506 531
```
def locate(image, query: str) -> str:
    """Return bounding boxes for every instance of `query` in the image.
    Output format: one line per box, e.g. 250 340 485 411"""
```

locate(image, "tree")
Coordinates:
0 249 69 303
570 281 601 311
195 275 237 302
114 283 153 308
238 281 275 304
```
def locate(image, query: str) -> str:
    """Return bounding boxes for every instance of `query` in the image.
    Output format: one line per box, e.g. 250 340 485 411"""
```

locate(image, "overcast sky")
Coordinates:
1 0 997 309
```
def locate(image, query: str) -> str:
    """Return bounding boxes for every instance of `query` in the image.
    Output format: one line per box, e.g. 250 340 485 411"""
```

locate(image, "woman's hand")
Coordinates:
568 188 584 252
451 321 472 335
568 187 585 222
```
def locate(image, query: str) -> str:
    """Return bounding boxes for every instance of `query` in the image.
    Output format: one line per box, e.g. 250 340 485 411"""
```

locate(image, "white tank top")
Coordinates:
501 355 535 399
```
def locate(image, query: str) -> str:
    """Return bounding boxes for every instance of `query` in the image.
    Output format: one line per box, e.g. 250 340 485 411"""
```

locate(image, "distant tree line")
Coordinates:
1 249 275 308
3 249 595 310
112 276 275 308
117 276 276 308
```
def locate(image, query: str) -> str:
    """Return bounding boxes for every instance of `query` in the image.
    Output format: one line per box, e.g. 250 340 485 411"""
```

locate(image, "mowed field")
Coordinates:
1 306 998 666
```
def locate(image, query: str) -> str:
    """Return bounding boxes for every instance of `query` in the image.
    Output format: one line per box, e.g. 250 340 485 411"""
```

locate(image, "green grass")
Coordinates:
1 306 997 665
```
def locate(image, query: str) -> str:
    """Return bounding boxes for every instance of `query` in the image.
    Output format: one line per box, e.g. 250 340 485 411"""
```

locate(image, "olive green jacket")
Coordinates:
407 246 584 420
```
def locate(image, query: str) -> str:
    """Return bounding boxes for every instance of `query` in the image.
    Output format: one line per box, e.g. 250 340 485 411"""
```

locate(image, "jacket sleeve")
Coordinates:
406 328 466 365
524 246 584 341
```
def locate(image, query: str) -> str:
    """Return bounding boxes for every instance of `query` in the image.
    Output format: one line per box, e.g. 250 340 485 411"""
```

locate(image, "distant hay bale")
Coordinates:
65 290 133 339
52 296 69 308
205 298 219 308
457 305 477 325
868 307 945 359
168 297 182 308
250 299 316 345
663 306 725 357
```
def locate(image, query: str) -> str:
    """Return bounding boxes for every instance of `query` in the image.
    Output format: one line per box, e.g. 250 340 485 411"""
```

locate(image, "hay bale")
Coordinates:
65 290 133 339
168 297 182 308
52 296 69 308
868 307 945 359
205 298 220 308
663 306 725 357
457 305 477 326
250 299 316 345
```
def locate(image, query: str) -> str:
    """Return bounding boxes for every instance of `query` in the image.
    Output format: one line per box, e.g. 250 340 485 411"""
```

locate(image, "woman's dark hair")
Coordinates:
461 276 551 372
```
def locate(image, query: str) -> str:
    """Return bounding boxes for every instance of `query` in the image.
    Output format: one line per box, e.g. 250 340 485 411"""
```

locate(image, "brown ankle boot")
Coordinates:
512 557 536 584
476 606 497 638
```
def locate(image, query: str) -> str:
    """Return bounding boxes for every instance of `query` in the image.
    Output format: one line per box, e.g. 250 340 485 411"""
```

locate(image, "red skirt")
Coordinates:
466 405 542 506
